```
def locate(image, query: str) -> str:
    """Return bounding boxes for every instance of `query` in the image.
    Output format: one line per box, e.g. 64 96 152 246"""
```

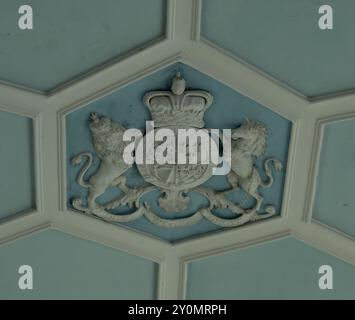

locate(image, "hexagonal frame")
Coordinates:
0 100 44 237
304 112 355 239
0 0 353 300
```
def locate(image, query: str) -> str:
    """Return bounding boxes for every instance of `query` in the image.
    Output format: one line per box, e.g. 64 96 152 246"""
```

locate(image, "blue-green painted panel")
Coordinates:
66 62 291 241
313 118 355 238
0 0 166 91
0 229 157 299
202 0 355 97
187 237 355 299
0 111 34 219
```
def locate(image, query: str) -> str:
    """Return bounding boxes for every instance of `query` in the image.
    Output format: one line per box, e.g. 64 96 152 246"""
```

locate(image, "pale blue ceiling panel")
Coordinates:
66 62 291 242
0 0 166 92
0 110 35 220
0 229 157 299
313 118 355 238
186 237 355 299
202 0 355 98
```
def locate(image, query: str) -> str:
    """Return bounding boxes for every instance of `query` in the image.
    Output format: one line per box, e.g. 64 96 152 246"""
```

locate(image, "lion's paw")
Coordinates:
274 160 282 171
71 156 82 166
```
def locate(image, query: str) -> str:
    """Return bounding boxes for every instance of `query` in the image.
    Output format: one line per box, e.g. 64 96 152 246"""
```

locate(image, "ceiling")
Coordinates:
0 0 355 299
0 111 34 219
0 0 353 98
313 118 355 237
0 230 157 299
2 231 355 299
202 0 355 98
0 0 166 92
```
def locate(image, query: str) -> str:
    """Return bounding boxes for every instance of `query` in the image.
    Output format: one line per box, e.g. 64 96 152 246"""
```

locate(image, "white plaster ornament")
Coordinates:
71 73 282 228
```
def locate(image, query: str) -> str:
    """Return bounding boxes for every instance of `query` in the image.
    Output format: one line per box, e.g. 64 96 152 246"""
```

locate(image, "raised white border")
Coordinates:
179 230 291 299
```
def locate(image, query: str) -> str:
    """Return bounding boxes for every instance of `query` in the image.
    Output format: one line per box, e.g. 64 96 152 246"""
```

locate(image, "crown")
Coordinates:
143 73 213 128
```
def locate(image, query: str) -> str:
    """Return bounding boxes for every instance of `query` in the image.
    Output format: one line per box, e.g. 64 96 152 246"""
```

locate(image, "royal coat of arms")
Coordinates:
70 73 282 228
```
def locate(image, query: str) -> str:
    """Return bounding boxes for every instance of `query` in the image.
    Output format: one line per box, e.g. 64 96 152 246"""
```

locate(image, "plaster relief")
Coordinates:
70 74 282 228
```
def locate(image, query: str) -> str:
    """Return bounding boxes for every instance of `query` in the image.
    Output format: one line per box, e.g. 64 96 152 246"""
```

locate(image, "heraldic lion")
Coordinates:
71 113 131 210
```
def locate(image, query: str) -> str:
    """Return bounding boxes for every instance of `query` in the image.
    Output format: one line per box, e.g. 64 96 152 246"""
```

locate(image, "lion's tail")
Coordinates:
261 158 282 188
71 152 93 188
